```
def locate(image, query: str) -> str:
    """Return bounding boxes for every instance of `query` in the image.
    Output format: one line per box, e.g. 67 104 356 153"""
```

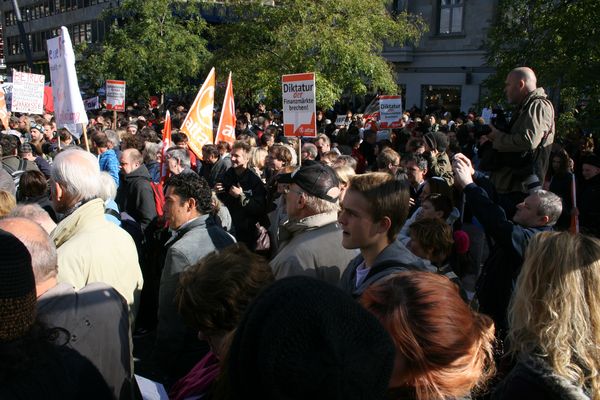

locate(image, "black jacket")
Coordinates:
116 164 157 231
492 355 591 400
578 173 600 238
466 178 553 336
217 167 267 249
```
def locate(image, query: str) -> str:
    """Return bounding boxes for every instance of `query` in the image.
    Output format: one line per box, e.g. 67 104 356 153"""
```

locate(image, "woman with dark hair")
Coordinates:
171 243 275 400
0 229 111 399
16 170 57 222
361 271 496 400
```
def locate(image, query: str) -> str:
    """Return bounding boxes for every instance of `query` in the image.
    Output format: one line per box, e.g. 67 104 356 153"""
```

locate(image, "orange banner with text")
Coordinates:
181 68 215 158
215 72 236 146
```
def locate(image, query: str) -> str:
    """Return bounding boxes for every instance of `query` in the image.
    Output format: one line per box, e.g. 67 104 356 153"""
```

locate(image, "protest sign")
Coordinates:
215 72 236 146
106 80 126 111
11 70 45 114
1 83 12 111
378 95 403 129
47 26 88 135
0 89 8 130
181 67 215 158
282 72 316 137
83 96 100 111
481 107 492 125
335 115 347 126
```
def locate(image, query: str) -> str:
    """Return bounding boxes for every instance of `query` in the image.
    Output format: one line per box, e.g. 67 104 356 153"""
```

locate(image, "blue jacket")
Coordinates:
99 149 119 187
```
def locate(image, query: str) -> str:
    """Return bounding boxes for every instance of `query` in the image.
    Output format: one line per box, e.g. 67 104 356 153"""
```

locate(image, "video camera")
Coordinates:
490 108 509 132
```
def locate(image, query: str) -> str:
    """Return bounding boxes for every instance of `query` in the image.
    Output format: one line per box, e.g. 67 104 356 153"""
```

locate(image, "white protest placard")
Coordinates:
83 96 100 111
47 26 88 134
335 114 347 127
282 72 316 137
11 70 45 114
1 83 13 111
481 107 492 125
106 80 126 111
378 95 403 129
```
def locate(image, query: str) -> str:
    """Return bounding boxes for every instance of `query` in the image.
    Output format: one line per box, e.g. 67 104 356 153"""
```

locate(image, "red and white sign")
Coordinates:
282 72 316 137
378 95 403 129
106 80 126 111
11 70 45 114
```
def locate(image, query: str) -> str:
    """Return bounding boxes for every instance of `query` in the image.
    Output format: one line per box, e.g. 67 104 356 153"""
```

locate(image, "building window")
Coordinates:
421 85 461 115
439 0 463 35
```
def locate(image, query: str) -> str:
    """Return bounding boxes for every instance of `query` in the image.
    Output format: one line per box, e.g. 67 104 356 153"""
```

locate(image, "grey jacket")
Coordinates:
339 239 435 298
156 215 235 374
270 211 356 285
37 282 132 400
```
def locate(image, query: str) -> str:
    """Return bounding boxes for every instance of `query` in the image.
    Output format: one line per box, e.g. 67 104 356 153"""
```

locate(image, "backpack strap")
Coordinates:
104 207 122 222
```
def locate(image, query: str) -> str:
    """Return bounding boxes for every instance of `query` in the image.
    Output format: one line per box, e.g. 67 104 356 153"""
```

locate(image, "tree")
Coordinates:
213 0 426 110
77 0 212 101
483 0 600 135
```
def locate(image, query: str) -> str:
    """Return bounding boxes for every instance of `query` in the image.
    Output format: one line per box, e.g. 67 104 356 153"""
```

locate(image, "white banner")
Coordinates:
106 80 126 111
11 70 45 114
282 72 316 137
379 95 403 129
83 96 100 111
47 26 88 133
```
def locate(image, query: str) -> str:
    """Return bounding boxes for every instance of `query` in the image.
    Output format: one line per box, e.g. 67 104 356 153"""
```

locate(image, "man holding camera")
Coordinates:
487 67 554 216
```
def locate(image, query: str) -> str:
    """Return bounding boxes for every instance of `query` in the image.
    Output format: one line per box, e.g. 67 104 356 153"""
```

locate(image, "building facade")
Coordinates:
0 0 498 115
385 0 498 115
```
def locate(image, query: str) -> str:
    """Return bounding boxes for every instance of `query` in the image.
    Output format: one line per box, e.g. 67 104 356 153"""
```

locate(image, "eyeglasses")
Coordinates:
283 187 304 196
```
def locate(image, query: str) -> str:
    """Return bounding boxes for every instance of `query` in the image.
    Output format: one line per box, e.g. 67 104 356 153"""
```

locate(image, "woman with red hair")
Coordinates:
361 271 496 399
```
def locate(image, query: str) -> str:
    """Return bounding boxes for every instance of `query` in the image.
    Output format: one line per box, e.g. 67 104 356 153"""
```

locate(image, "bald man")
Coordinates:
0 217 133 400
116 148 156 231
486 67 555 216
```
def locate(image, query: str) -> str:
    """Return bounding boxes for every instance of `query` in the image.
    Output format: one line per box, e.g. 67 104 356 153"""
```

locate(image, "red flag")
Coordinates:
160 111 172 184
215 72 237 145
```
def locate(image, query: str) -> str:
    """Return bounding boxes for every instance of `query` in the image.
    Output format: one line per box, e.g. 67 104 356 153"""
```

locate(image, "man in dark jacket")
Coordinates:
339 172 434 298
578 155 600 238
217 141 268 250
0 217 132 400
453 153 562 337
116 148 157 231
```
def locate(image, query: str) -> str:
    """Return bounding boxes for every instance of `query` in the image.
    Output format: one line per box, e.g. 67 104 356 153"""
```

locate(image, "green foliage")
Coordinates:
483 0 600 137
77 0 212 100
213 0 426 109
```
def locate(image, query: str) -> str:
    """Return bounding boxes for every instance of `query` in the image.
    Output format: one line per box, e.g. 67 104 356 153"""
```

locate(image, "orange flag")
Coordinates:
0 89 8 130
181 67 215 159
215 72 236 145
160 110 172 184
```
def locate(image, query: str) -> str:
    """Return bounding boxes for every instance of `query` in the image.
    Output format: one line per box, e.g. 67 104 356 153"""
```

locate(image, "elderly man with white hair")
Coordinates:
49 149 143 315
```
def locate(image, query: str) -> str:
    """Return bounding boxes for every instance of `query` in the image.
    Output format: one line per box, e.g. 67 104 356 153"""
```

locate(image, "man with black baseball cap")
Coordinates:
270 163 356 285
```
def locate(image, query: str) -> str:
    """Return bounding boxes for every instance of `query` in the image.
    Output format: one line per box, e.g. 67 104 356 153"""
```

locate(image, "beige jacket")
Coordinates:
51 198 143 315
491 88 555 193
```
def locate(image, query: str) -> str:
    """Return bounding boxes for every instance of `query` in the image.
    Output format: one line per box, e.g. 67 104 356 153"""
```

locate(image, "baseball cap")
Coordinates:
278 164 340 202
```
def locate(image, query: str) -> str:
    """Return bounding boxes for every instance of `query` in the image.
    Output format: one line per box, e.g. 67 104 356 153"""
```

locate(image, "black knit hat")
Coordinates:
0 229 36 342
424 131 449 153
277 164 341 202
227 276 395 400
582 154 600 169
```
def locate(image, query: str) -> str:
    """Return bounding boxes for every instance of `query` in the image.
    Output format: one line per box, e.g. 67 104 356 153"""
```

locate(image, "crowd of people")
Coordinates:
0 66 599 400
